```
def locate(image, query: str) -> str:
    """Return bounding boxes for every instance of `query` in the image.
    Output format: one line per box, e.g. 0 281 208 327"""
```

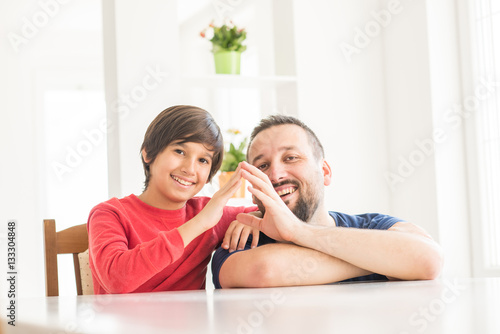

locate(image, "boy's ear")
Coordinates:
141 149 151 164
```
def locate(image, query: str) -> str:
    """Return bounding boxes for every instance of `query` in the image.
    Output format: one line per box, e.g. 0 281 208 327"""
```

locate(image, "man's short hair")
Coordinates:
248 115 325 161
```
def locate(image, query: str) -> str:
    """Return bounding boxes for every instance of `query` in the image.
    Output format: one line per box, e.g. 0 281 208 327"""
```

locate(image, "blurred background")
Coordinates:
0 0 499 297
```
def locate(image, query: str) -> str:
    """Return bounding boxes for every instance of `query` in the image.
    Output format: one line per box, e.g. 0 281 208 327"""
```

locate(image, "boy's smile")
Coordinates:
139 141 213 210
171 175 196 187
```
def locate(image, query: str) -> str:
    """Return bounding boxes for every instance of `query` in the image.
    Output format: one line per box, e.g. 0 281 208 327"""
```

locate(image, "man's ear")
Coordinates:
322 160 332 186
252 194 258 205
141 149 151 164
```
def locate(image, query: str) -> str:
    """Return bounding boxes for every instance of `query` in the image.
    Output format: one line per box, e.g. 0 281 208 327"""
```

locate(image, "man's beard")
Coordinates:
254 180 320 223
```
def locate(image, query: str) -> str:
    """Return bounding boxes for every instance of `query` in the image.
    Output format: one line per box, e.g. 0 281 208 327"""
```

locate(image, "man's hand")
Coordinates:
222 216 261 253
237 161 302 242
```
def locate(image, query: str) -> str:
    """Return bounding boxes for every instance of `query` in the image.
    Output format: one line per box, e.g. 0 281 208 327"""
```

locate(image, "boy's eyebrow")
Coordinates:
173 141 214 159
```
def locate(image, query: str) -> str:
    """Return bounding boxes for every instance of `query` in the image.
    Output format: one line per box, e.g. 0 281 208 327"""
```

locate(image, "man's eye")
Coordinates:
257 163 268 170
285 156 297 162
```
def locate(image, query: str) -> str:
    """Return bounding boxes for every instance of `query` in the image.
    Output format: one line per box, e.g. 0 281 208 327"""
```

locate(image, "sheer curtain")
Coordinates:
469 0 500 274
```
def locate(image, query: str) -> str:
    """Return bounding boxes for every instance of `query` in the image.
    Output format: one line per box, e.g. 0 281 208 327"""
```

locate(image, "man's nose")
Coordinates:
267 163 287 183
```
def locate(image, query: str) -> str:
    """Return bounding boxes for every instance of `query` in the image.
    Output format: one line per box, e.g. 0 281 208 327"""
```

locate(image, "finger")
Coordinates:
236 212 263 230
218 174 243 199
221 168 242 189
241 170 281 201
240 161 274 187
229 223 244 252
222 221 237 249
237 227 251 250
250 228 259 248
247 185 282 209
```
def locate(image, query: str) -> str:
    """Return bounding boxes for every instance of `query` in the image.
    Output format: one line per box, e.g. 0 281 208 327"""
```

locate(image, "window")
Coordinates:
40 78 108 296
468 0 500 275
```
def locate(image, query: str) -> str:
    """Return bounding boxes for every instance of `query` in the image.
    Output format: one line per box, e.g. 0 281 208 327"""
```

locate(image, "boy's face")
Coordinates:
144 141 213 210
247 124 330 222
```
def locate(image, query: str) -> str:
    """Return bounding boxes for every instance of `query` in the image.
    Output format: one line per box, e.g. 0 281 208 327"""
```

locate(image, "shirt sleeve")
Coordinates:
330 212 404 230
211 232 275 289
88 208 185 294
331 212 406 283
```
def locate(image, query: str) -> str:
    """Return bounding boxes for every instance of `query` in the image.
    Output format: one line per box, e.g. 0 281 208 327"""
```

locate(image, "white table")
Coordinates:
6 278 500 334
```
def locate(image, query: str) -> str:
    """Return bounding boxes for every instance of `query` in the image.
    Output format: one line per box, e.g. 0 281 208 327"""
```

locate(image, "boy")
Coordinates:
88 105 256 294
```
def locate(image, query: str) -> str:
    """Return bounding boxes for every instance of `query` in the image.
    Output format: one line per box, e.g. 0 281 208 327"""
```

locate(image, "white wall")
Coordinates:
0 0 474 298
383 0 471 277
103 0 182 198
293 0 471 277
0 2 43 298
293 0 391 216
426 0 472 278
1 0 105 297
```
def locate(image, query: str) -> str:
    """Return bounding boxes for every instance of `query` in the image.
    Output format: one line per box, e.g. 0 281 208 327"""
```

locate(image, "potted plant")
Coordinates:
219 129 247 198
200 21 247 75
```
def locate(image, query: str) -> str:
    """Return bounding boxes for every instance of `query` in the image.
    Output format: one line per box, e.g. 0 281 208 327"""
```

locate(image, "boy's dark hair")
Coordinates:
248 115 325 161
141 105 223 189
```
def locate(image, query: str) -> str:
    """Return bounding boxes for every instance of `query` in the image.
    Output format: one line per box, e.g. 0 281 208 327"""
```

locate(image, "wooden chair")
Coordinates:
43 219 92 296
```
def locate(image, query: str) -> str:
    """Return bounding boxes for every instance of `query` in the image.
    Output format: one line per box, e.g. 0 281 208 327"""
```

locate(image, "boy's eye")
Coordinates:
199 158 210 165
174 149 185 155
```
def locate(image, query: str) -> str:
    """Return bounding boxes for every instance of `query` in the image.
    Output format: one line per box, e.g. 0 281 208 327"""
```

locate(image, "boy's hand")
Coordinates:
222 212 262 252
199 164 244 231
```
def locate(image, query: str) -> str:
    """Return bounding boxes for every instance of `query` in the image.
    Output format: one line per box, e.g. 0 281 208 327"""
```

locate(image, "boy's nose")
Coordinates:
181 158 196 175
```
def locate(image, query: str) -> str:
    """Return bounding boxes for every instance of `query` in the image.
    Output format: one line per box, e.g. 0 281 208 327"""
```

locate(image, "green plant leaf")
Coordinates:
206 23 247 54
220 137 248 172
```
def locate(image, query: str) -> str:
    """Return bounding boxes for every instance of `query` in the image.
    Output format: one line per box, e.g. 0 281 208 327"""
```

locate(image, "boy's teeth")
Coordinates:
172 175 193 186
277 187 296 196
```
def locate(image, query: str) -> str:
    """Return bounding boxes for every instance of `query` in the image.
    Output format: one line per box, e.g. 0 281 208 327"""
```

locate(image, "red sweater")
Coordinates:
87 194 252 294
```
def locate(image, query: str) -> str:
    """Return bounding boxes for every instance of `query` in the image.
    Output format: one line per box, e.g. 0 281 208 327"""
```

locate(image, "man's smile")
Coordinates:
277 187 297 197
273 181 299 201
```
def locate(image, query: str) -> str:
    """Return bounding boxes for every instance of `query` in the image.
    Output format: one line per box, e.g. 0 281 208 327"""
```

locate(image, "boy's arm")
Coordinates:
217 242 372 288
90 167 245 294
89 210 186 294
178 167 245 246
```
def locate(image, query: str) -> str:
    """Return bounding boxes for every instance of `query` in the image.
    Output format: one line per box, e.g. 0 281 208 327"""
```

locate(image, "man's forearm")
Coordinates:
219 243 372 288
291 223 443 280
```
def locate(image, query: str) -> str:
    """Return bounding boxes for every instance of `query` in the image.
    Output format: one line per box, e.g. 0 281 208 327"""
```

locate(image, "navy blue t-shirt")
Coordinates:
212 211 403 289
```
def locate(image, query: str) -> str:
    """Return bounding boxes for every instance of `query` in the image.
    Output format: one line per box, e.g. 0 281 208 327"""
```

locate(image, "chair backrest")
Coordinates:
43 219 90 297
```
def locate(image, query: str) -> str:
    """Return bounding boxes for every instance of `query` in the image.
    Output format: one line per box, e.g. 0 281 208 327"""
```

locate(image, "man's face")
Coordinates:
247 124 329 222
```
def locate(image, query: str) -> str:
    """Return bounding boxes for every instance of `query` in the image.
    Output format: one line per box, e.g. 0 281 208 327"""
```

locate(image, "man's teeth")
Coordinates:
277 187 297 196
172 175 194 186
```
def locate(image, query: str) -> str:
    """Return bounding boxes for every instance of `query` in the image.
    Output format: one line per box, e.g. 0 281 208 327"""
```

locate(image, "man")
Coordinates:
212 115 443 288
